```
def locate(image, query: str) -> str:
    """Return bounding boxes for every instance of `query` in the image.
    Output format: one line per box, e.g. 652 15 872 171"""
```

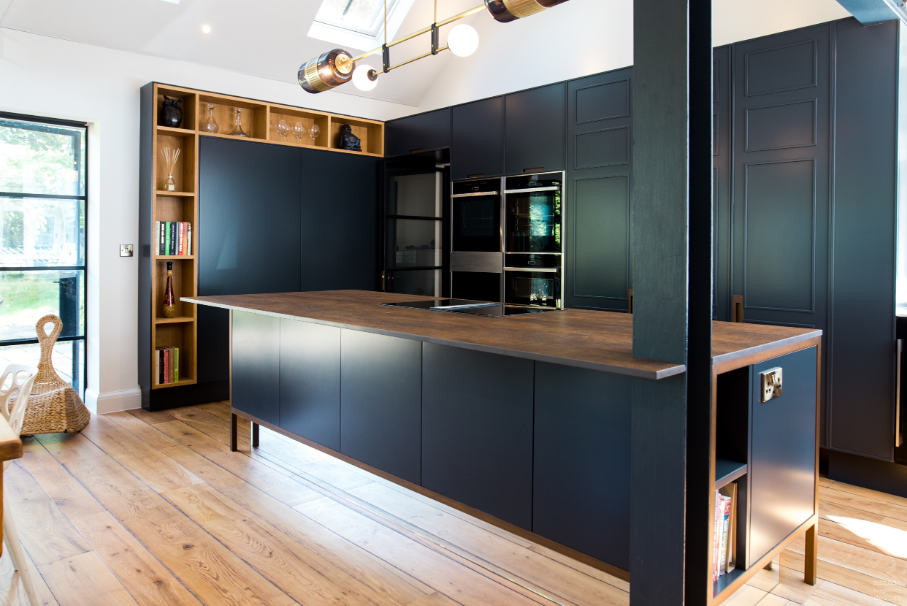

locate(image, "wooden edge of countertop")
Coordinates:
182 296 687 380
0 414 23 462
711 330 823 375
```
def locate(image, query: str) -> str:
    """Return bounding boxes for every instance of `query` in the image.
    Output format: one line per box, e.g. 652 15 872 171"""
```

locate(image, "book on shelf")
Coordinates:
155 221 193 256
155 346 180 385
713 484 738 581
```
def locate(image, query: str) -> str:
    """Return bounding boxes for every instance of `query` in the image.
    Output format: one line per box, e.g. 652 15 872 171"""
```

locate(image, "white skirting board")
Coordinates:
85 387 142 415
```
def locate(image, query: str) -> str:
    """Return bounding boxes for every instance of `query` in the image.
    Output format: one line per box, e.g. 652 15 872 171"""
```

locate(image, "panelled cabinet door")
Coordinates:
504 83 566 175
385 108 451 158
451 97 504 181
565 69 632 311
731 24 831 443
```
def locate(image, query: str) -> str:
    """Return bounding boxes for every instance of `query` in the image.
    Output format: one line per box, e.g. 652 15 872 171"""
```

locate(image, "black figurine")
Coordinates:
160 96 183 128
338 124 362 152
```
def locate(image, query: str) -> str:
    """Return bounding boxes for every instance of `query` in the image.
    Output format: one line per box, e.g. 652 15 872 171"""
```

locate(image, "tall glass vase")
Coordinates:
230 107 249 138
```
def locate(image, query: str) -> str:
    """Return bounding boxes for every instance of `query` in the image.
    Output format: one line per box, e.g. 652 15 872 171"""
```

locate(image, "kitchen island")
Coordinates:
184 290 820 595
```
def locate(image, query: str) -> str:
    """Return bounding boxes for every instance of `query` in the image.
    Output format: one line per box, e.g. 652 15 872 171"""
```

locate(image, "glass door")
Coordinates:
383 158 448 297
0 114 88 397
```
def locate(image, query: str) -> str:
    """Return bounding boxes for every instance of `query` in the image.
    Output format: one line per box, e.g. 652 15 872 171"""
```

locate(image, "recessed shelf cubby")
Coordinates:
329 116 384 156
198 94 269 140
267 106 330 149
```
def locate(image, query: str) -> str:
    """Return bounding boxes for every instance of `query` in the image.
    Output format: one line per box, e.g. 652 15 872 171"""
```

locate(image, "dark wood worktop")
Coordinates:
183 290 822 379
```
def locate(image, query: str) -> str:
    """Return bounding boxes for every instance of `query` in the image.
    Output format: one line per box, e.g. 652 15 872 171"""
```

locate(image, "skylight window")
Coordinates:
308 0 416 51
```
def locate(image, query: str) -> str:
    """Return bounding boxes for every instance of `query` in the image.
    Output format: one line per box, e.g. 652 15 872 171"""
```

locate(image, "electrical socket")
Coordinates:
120 244 134 257
760 367 783 403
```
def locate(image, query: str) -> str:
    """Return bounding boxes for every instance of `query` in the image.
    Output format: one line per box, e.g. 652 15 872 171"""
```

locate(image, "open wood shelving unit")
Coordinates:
141 82 385 404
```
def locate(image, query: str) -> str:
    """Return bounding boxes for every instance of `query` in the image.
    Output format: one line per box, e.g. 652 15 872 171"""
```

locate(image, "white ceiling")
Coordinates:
0 0 853 110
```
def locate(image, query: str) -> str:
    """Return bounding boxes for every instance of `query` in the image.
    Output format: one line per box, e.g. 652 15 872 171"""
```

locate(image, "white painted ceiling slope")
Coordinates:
0 0 851 111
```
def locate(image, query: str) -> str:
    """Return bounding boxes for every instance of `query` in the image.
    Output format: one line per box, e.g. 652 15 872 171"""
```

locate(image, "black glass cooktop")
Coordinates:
381 299 560 317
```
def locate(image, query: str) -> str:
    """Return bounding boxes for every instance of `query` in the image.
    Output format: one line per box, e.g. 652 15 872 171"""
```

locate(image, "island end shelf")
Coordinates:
139 83 384 410
184 290 821 604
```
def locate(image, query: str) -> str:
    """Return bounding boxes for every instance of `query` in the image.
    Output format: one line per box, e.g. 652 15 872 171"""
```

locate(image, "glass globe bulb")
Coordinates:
448 24 479 58
353 65 379 92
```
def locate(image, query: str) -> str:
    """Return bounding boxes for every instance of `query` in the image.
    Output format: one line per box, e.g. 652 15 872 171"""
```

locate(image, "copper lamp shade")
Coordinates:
298 49 355 94
484 0 571 23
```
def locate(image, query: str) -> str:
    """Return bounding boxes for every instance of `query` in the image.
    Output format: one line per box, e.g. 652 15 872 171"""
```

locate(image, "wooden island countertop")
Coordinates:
183 290 822 379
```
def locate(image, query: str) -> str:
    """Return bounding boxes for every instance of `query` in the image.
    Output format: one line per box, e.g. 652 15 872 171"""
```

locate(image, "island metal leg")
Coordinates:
230 412 238 452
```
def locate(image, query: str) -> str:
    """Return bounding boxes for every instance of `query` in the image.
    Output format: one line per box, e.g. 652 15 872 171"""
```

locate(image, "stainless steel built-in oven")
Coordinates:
504 172 564 307
451 177 503 301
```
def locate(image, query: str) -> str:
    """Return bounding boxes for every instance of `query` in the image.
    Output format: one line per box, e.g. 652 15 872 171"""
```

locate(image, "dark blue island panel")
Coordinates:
231 311 280 426
422 344 534 530
340 330 422 485
533 362 632 569
279 320 341 451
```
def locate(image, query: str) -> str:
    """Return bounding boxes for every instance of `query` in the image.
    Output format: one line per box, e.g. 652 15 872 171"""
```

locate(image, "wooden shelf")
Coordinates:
713 567 745 599
155 316 194 325
151 378 197 390
156 125 194 136
715 458 747 490
156 191 195 197
154 255 195 260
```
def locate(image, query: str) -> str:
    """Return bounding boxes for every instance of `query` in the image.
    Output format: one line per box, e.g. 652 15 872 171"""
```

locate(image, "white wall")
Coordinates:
415 0 850 114
0 28 413 414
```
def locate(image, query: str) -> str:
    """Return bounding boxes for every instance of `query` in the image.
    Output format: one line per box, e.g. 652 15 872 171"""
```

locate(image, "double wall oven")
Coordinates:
450 171 564 308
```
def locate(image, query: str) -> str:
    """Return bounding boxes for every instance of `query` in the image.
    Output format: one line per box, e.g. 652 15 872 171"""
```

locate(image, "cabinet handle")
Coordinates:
523 167 545 173
733 295 744 323
409 148 424 154
628 289 634 314
468 173 485 179
897 339 903 448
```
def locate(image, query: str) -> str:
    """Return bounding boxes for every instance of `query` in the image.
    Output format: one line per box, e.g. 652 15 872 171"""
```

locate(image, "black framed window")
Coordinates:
0 113 88 397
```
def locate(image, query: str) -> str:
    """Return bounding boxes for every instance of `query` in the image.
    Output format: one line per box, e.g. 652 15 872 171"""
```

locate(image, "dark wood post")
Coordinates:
630 0 713 604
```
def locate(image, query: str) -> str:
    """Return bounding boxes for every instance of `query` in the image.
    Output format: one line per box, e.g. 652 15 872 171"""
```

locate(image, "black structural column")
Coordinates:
630 1 713 605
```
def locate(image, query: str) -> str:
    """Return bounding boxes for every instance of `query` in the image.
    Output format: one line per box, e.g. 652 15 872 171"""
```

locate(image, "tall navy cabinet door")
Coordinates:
828 19 898 461
385 109 451 157
505 83 566 175
340 330 422 484
279 319 341 450
565 68 632 311
421 344 533 529
451 97 504 181
749 347 817 566
198 138 302 395
533 362 631 569
232 311 280 426
299 148 379 292
732 24 830 444
713 46 732 322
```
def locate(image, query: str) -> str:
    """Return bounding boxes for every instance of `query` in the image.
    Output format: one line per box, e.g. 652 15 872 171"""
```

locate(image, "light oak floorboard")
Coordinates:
0 541 59 606
37 552 137 606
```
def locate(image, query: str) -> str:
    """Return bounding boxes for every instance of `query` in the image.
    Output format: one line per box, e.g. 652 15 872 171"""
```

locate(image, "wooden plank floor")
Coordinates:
0 402 901 606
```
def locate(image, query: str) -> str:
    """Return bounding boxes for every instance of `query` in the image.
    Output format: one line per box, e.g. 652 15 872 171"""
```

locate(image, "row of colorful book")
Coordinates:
713 484 738 582
155 346 180 385
155 221 192 256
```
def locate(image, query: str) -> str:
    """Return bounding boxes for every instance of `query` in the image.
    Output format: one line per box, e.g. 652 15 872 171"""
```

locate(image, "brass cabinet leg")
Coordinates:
805 523 818 585
230 412 238 452
252 423 260 448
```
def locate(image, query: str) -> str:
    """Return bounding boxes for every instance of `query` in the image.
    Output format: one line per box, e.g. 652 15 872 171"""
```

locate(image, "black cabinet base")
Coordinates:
828 449 907 499
143 379 229 412
229 406 631 583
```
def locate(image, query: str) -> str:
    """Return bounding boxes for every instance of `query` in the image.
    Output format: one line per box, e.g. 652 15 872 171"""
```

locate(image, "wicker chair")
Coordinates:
18 315 90 436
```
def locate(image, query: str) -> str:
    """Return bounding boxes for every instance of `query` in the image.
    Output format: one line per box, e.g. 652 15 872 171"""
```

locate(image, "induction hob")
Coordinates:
381 299 560 317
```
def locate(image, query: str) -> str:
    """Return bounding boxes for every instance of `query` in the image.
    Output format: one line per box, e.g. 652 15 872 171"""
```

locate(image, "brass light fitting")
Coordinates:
298 0 572 94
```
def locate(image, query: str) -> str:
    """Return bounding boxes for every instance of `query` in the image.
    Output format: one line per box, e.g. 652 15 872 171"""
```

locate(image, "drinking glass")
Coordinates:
293 121 306 143
309 124 321 146
276 119 289 142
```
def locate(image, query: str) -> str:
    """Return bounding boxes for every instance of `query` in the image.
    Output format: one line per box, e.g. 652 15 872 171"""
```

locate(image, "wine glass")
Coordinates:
309 124 321 146
293 121 306 144
276 119 289 142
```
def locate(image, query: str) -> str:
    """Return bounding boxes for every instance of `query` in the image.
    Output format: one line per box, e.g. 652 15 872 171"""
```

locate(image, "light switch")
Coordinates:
760 367 783 403
120 244 134 257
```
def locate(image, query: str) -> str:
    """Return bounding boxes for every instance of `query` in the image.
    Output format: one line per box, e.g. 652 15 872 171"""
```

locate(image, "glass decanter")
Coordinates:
163 261 176 318
230 107 250 138
202 103 218 133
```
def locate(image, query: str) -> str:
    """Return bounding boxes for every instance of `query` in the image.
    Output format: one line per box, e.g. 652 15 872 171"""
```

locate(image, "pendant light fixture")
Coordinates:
299 0 572 94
